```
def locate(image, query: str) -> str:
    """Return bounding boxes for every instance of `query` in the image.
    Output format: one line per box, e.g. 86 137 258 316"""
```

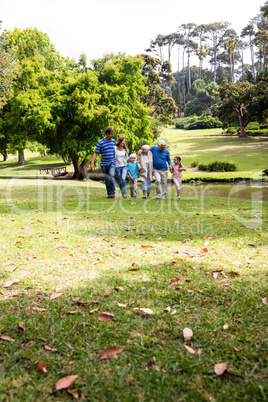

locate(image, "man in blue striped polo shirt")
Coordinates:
91 127 116 198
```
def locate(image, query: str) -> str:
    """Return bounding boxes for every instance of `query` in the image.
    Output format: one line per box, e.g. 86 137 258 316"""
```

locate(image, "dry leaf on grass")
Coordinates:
169 278 180 285
36 361 47 373
18 322 25 332
183 328 193 341
202 248 208 253
133 308 154 315
56 375 79 391
164 306 172 312
262 297 267 305
50 292 62 300
223 324 229 330
32 307 47 312
197 348 203 355
44 345 58 351
98 312 114 322
67 310 78 315
67 389 79 400
99 347 124 360
141 245 155 248
0 335 15 342
184 344 195 354
103 290 110 297
150 261 162 266
3 279 19 288
214 362 227 375
118 303 127 308
228 271 240 277
89 308 99 314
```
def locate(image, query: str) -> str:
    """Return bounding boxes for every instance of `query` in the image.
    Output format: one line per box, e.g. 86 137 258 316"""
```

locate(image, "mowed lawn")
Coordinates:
0 178 267 401
163 127 268 172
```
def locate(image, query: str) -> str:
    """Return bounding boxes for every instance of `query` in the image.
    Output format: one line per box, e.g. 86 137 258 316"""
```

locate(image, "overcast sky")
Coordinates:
1 0 265 71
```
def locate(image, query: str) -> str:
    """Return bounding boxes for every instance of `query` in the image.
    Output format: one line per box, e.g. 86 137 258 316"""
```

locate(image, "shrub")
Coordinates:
191 161 198 168
197 161 237 172
198 163 208 171
175 115 222 130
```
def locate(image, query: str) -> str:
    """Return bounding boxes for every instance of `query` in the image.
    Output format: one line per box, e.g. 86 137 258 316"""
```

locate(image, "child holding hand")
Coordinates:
127 154 140 198
171 156 186 199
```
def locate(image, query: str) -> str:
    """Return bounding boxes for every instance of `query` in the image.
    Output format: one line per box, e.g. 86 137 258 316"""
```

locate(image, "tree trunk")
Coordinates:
72 157 90 180
2 152 8 161
238 116 247 137
177 46 181 118
18 151 25 165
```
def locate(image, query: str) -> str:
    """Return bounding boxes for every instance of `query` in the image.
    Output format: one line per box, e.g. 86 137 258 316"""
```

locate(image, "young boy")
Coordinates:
127 154 140 198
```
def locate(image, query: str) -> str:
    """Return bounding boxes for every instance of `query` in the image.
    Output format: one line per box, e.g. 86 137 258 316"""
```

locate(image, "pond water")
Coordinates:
167 181 268 202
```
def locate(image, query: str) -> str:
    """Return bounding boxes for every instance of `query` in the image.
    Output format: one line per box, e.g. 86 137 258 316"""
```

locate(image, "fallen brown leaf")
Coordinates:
67 310 78 314
202 248 208 253
0 335 15 342
56 375 79 391
141 245 155 248
67 388 79 400
18 322 25 332
103 290 110 297
89 308 99 314
183 344 195 354
36 361 47 373
133 308 154 315
99 347 124 360
214 362 227 375
3 279 19 288
228 271 240 277
262 297 267 305
150 261 162 266
223 324 229 330
32 307 47 312
98 312 114 322
44 345 58 351
50 292 62 300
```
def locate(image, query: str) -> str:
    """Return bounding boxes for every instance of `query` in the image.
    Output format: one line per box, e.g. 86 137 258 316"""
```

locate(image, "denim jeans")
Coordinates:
101 162 116 196
115 166 128 196
141 171 152 194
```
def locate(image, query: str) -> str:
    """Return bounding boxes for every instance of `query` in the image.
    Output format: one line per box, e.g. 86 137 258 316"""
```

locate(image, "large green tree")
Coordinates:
0 23 17 111
41 54 152 180
0 27 65 164
218 80 257 136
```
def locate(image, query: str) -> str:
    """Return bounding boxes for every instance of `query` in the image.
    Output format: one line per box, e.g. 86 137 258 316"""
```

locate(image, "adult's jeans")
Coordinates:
141 171 152 194
101 162 116 196
115 166 128 196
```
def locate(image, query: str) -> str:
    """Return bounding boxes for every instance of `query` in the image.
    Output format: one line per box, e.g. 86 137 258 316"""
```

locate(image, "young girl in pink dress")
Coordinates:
171 156 186 199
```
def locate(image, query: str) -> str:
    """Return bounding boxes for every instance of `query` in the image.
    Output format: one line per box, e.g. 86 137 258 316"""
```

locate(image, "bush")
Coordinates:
175 115 222 130
191 161 198 168
198 163 208 171
197 160 237 172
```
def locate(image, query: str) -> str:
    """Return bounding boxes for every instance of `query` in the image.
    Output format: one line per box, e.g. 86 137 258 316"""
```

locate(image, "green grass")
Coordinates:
161 128 268 173
0 179 267 401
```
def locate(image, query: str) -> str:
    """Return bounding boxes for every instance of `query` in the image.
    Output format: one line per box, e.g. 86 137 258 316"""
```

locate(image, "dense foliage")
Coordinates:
175 115 222 130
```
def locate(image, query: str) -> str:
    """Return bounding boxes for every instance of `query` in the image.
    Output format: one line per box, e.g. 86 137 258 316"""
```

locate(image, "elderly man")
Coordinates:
150 140 172 199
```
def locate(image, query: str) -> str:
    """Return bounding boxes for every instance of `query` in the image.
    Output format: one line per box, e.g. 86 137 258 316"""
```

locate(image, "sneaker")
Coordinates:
155 195 161 199
177 196 181 199
162 196 166 199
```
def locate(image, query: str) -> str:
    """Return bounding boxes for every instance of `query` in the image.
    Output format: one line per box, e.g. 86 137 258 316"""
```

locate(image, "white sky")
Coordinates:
1 0 265 71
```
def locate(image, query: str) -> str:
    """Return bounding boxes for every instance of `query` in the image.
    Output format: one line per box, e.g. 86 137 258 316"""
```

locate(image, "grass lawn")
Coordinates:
161 128 268 173
0 178 267 401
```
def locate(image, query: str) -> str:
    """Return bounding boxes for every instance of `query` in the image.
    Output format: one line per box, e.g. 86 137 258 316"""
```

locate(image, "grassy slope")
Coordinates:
162 127 268 172
0 180 267 401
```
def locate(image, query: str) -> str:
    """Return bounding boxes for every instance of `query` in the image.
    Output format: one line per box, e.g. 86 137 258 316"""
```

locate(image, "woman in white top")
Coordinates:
114 137 129 198
138 144 153 198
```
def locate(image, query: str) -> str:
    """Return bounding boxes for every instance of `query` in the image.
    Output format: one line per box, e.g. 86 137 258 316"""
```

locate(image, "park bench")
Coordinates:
39 166 68 177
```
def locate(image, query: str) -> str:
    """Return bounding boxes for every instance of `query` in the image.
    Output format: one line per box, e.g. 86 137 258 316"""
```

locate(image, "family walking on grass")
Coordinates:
90 127 186 200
